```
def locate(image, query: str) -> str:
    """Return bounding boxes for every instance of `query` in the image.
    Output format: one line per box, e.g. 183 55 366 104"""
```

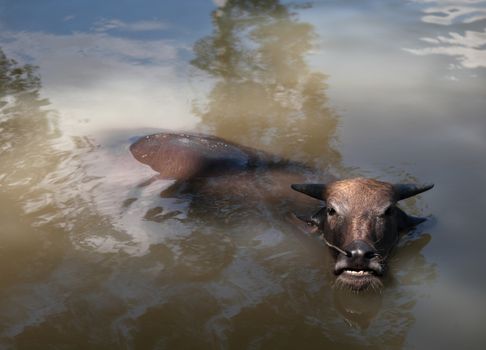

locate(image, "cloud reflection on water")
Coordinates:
0 25 198 137
93 18 170 32
407 0 486 68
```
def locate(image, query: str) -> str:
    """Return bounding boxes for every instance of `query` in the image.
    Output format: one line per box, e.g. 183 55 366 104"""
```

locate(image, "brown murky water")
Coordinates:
1 0 486 349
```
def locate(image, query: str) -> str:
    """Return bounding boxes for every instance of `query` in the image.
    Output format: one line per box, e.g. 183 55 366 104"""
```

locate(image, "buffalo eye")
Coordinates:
327 207 336 217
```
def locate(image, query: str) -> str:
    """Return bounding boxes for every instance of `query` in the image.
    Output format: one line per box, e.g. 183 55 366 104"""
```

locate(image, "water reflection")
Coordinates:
406 0 486 68
192 0 340 169
0 48 64 286
0 47 72 345
0 26 196 135
0 1 441 347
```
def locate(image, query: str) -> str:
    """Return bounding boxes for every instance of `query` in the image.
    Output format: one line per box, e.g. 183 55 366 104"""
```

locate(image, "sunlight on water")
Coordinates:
0 0 485 348
406 0 486 68
1 29 198 137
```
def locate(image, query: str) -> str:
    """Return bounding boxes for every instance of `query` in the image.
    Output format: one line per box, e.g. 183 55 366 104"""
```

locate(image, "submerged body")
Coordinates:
130 132 320 205
130 133 280 179
130 132 433 291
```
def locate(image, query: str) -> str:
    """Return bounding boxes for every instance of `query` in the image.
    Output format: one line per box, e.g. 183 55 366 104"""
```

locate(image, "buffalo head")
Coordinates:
291 178 433 291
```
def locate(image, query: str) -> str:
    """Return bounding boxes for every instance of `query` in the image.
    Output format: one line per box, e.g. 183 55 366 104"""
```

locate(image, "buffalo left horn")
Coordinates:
394 183 434 201
291 184 326 201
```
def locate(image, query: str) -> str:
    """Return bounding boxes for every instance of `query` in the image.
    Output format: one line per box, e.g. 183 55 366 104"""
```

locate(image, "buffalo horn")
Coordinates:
394 183 434 201
291 184 326 200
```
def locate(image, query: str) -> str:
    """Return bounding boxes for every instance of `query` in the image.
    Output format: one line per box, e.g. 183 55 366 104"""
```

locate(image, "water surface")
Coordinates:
1 0 485 349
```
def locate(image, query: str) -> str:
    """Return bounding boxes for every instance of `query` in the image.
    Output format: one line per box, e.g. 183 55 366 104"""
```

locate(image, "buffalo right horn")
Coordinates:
394 183 434 201
291 184 326 201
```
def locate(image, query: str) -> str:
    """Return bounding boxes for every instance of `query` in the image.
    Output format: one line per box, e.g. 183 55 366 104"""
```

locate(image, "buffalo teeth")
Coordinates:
344 270 371 276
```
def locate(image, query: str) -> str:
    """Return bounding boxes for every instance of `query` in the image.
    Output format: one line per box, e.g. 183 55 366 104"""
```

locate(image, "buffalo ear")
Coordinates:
393 183 434 201
294 207 326 227
310 207 327 227
396 207 427 230
291 183 326 200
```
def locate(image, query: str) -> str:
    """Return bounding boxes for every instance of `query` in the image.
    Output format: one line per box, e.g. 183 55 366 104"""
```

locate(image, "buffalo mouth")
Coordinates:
334 267 384 292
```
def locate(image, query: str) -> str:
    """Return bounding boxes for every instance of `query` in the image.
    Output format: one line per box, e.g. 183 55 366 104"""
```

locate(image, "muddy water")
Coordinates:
1 0 485 349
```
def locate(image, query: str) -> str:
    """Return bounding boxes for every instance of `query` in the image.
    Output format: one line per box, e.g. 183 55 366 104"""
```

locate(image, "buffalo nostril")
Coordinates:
364 251 377 259
349 249 376 260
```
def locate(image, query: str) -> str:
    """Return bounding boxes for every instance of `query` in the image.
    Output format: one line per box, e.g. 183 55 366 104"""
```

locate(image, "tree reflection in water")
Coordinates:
192 0 340 170
0 48 66 289
0 0 438 345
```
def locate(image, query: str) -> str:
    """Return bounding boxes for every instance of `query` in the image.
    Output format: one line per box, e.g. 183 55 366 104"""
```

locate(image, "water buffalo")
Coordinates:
130 132 433 291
